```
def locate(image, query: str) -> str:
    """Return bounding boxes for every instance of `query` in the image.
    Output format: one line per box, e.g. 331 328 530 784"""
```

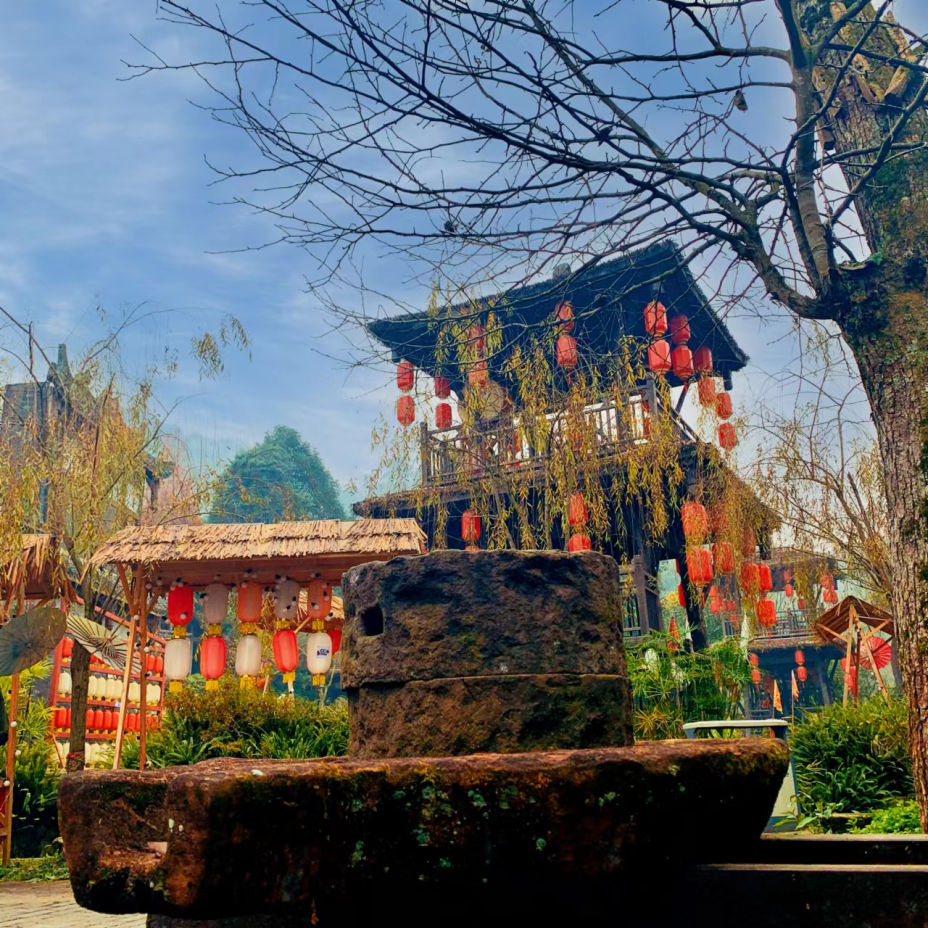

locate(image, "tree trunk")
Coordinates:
845 308 928 828
66 641 90 774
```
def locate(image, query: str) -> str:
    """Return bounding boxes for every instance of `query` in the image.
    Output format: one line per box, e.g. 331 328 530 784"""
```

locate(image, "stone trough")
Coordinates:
59 551 789 926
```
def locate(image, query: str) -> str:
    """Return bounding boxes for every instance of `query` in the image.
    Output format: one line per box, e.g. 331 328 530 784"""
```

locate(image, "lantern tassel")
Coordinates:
205 680 219 691
312 674 326 687
283 671 296 684
169 681 183 694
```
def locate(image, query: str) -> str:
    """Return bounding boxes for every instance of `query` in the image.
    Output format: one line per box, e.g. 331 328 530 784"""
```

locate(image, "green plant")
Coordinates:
852 800 921 834
626 632 752 740
0 662 62 858
122 678 349 768
791 698 912 816
0 853 69 882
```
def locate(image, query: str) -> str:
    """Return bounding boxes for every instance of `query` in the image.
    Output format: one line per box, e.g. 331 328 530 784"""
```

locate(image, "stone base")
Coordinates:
347 672 633 757
60 739 788 922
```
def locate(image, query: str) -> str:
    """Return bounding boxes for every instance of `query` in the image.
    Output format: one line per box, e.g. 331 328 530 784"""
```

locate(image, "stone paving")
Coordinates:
0 881 145 927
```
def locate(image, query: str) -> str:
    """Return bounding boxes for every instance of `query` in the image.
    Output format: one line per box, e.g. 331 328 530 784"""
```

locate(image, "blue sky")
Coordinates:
0 1 923 501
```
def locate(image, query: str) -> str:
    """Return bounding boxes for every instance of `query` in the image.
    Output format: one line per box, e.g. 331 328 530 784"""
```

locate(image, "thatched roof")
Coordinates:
1 534 65 604
813 595 893 643
90 519 426 588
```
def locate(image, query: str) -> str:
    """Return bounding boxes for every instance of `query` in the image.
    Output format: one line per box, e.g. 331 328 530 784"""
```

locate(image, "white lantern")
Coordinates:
275 578 301 620
202 583 230 626
164 637 193 691
235 634 263 677
129 681 140 703
88 676 98 699
306 632 333 681
59 671 72 696
108 677 120 701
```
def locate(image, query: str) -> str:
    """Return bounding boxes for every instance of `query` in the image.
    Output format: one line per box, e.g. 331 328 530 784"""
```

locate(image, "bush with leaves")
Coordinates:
852 800 922 835
121 678 349 769
0 662 62 858
625 633 752 741
790 698 912 815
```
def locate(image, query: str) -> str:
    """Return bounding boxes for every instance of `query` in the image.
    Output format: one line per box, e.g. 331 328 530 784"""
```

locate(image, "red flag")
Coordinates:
773 679 783 714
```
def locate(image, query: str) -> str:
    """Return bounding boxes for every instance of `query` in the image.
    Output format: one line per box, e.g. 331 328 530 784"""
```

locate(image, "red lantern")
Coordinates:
796 666 808 683
710 598 721 614
797 598 806 611
713 541 735 575
469 324 487 354
64 636 74 658
54 707 65 729
677 584 686 608
396 395 415 427
697 377 717 407
435 402 452 430
556 334 578 370
555 301 575 333
693 345 713 373
844 671 858 696
461 509 481 543
92 708 104 730
686 546 713 585
726 598 736 614
784 583 794 598
681 501 708 541
305 579 332 623
568 534 592 552
568 493 588 528
104 710 114 731
644 301 667 336
821 572 835 589
396 360 414 392
756 597 777 627
672 345 694 380
469 360 489 388
669 314 691 344
434 375 451 399
740 562 760 595
823 588 838 604
201 635 227 685
648 339 671 374
719 422 738 450
272 628 299 677
168 586 194 628
758 564 773 593
795 650 806 666
716 392 733 420
751 667 763 685
748 652 759 667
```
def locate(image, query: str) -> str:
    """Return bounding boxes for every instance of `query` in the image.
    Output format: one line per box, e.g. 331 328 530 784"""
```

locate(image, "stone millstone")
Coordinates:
341 549 633 757
58 739 790 922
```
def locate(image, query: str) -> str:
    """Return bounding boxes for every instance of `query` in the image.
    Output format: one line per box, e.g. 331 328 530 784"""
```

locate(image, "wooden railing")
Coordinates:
420 379 696 489
755 609 814 640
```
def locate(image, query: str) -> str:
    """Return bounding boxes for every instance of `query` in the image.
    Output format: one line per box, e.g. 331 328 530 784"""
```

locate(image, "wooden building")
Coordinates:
356 242 773 648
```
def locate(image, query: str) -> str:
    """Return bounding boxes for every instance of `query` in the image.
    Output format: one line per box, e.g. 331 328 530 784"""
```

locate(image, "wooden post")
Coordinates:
2 673 19 864
139 611 148 771
842 622 854 706
853 615 862 708
112 613 137 770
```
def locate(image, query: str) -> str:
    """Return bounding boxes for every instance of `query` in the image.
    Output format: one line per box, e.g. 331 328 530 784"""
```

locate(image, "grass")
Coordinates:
0 854 69 882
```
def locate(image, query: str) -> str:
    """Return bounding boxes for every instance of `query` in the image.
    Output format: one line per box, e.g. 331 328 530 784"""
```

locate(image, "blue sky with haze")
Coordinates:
1 1 924 502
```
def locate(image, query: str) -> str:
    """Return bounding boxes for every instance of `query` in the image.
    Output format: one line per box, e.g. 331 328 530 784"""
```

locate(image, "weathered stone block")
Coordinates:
342 550 633 756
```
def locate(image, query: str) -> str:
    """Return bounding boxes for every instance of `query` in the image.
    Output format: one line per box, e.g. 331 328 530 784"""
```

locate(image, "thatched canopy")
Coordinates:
91 519 426 587
1 534 64 605
813 595 894 643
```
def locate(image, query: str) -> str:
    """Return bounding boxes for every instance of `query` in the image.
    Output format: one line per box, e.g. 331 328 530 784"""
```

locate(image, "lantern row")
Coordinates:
165 575 339 691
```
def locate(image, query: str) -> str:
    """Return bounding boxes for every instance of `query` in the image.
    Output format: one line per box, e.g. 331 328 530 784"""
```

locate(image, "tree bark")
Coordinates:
66 641 90 774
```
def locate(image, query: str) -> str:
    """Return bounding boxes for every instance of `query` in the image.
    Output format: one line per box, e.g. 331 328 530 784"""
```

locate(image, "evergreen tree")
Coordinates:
211 426 346 522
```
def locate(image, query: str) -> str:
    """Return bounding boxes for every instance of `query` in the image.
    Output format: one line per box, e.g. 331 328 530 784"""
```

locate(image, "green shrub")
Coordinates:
122 678 349 769
0 663 62 858
791 698 912 814
0 853 69 882
852 800 922 834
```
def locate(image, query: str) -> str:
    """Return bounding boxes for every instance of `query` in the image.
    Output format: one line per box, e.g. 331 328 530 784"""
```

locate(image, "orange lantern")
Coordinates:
568 493 588 528
669 314 691 344
201 635 227 689
461 509 481 544
556 334 578 370
644 300 667 336
712 541 735 575
751 667 762 685
755 597 777 627
716 392 733 419
648 339 671 374
697 377 717 407
758 564 773 593
686 546 713 585
748 652 759 667
693 345 713 373
719 422 738 450
681 501 708 541
797 597 806 610
740 562 760 595
435 402 452 430
396 394 415 427
396 360 415 392
823 588 838 604
237 581 263 622
555 301 575 333
305 579 332 627
272 627 299 683
796 666 808 683
568 534 592 552
672 345 694 380
795 650 805 666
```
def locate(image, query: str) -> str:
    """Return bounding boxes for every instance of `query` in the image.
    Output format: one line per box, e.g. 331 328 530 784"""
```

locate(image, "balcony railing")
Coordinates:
419 379 696 489
754 609 814 640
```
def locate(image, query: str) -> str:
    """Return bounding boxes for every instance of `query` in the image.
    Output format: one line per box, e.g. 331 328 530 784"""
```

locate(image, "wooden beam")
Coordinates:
2 673 19 865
